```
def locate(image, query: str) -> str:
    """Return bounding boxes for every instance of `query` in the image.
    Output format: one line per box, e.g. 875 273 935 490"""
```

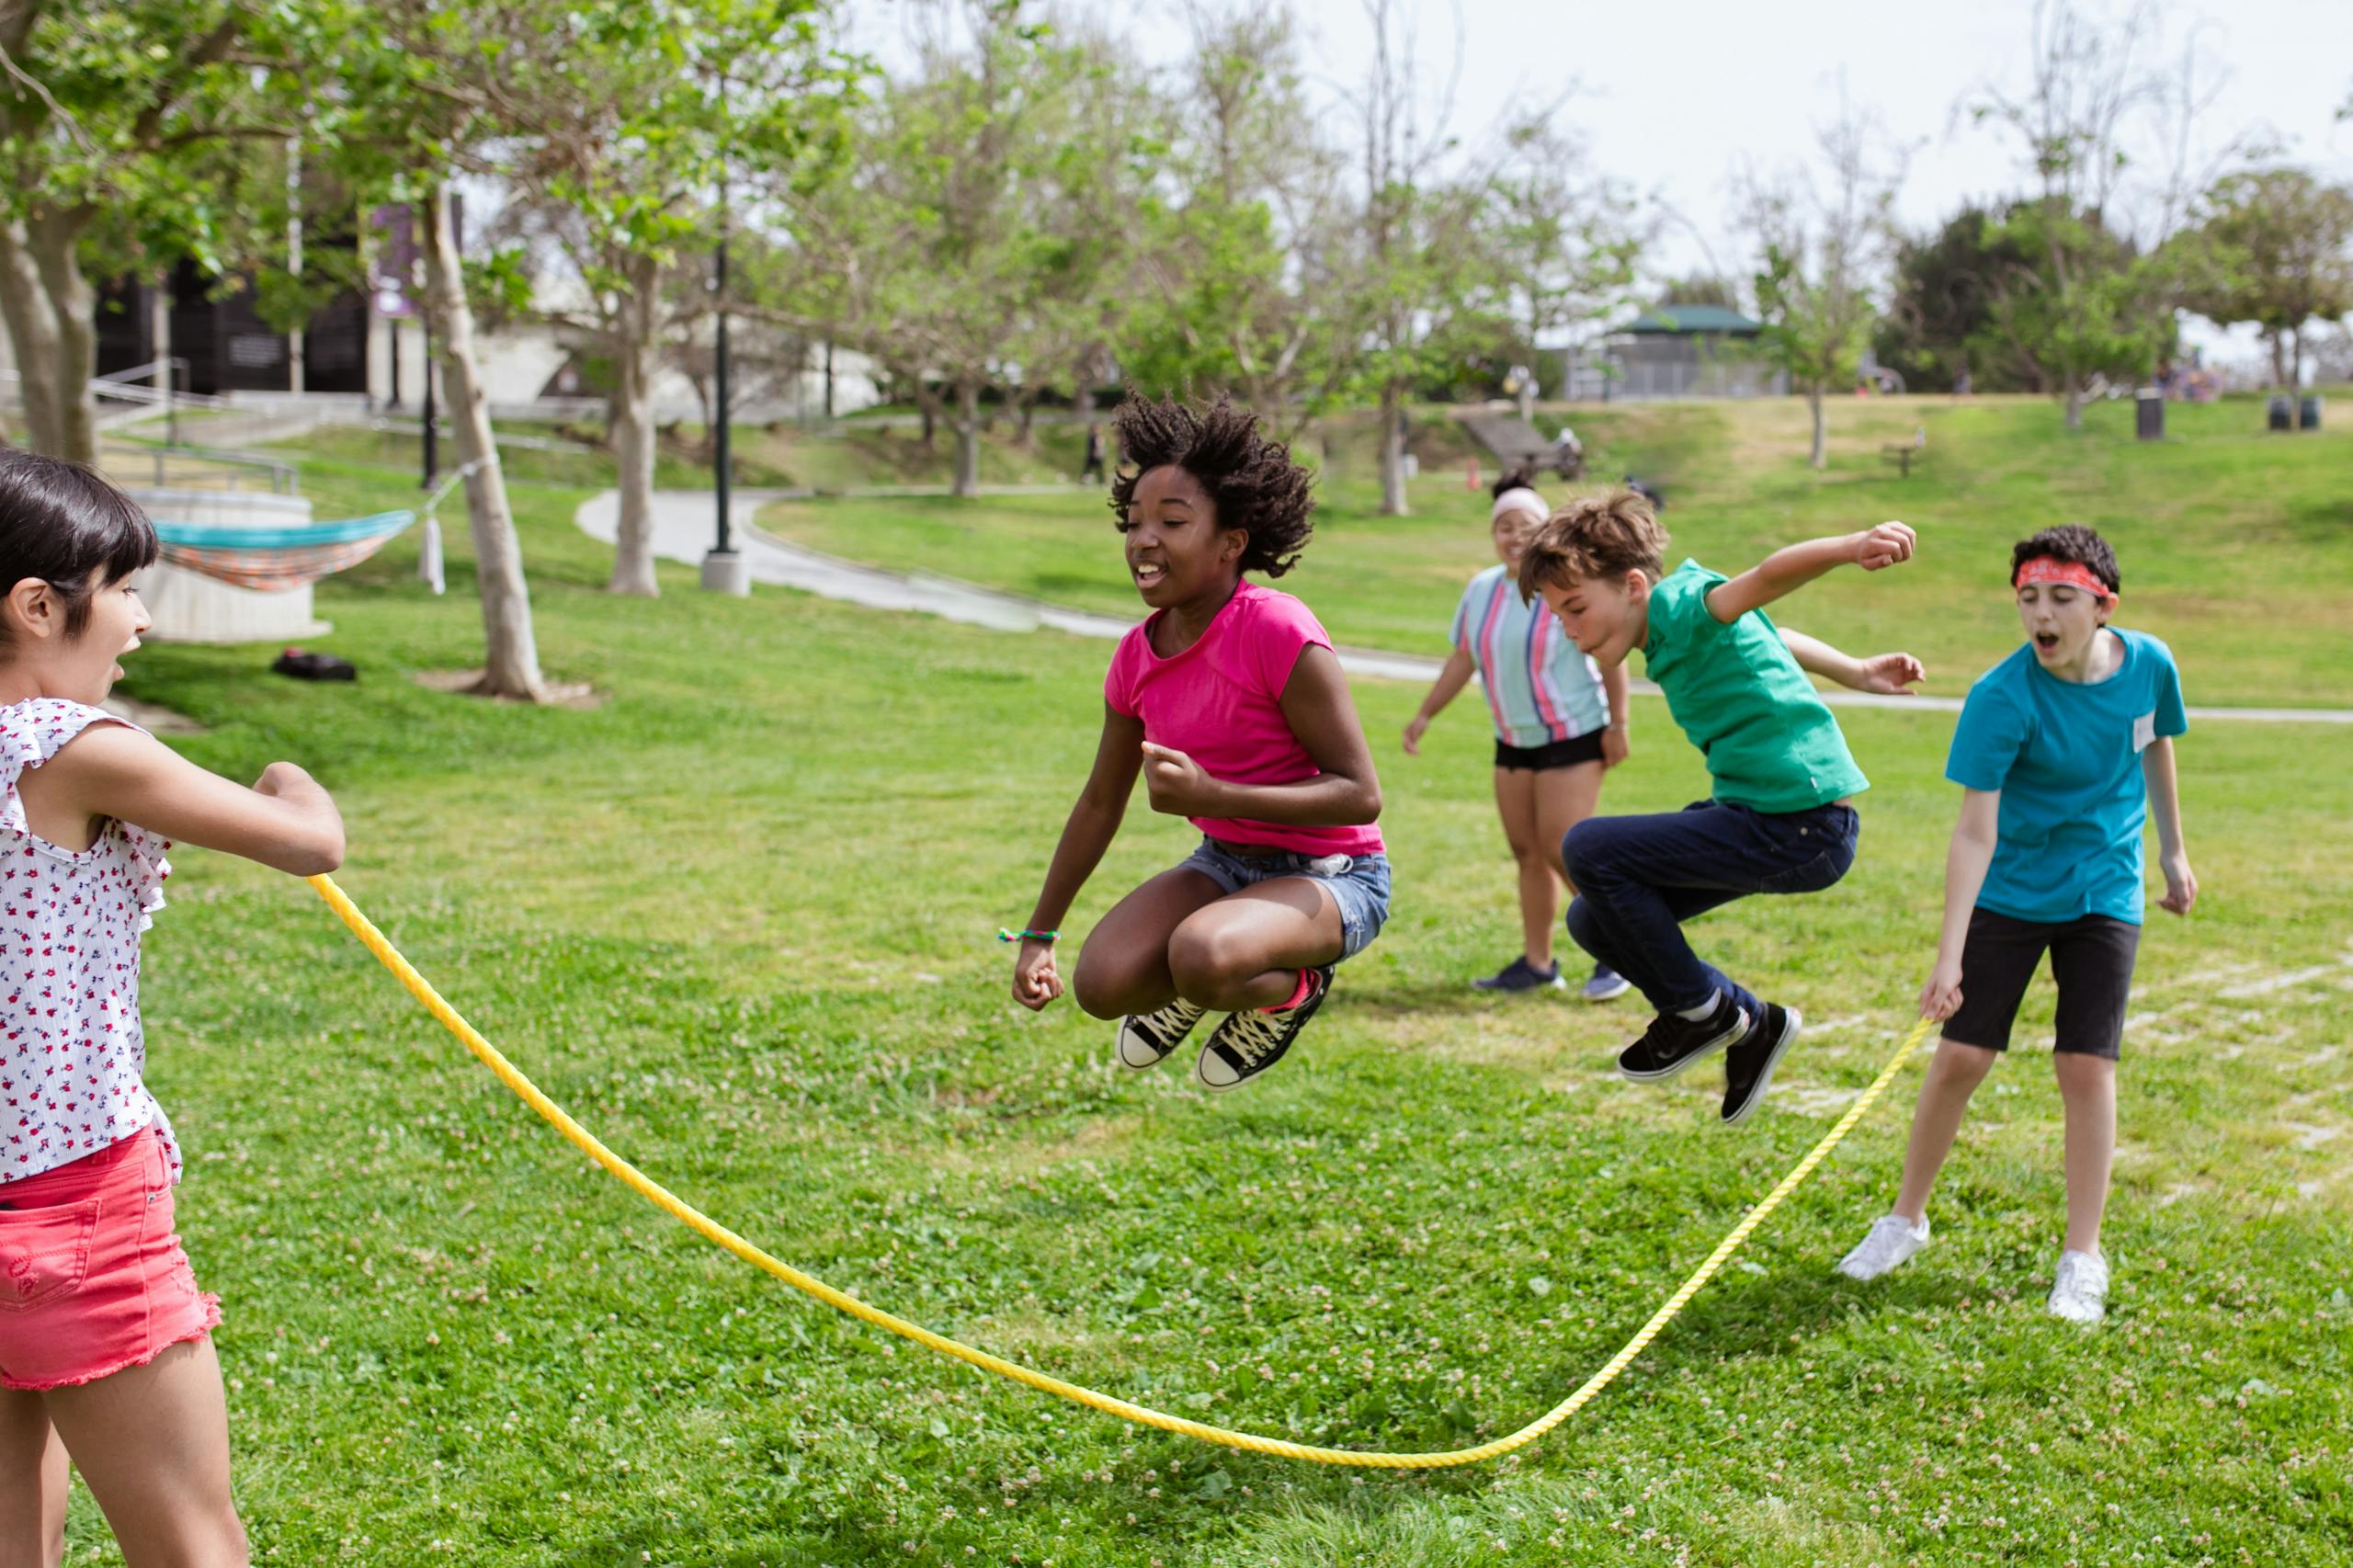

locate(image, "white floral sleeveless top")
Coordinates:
0 699 176 1185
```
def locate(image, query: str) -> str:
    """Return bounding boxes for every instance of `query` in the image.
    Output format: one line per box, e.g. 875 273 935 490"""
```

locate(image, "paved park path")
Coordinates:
576 489 2353 724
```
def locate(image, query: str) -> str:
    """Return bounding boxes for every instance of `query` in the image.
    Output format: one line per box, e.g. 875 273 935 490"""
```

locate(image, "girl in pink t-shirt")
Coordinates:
0 453 345 1564
1008 395 1389 1092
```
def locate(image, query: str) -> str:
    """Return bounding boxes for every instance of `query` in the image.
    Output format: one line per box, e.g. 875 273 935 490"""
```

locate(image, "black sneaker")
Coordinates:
1721 1003 1802 1125
1116 998 1208 1070
1472 956 1566 994
1196 965 1334 1092
1616 992 1749 1083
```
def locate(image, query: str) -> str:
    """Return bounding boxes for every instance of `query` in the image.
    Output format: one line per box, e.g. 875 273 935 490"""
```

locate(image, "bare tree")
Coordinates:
1740 97 1904 469
1490 110 1644 414
1327 0 1509 516
1968 0 2177 429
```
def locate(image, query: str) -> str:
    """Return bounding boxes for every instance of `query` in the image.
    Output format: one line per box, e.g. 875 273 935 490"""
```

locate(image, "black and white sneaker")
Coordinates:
1116 998 1208 1070
1616 992 1749 1082
1196 965 1334 1092
1472 955 1565 994
1721 1003 1802 1125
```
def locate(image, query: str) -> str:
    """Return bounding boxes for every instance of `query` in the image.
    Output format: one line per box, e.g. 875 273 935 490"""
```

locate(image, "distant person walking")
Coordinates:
1080 423 1108 485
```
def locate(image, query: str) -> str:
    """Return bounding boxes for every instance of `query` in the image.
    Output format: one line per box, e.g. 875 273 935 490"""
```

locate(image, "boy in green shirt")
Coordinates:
1518 490 1922 1123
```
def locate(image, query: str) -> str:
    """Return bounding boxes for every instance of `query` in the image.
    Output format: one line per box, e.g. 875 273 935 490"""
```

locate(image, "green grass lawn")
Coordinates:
274 415 1097 494
63 428 2353 1565
757 392 2353 708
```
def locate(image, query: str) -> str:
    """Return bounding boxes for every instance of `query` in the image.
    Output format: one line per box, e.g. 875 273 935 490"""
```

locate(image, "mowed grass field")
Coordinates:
758 392 2353 709
63 405 2353 1566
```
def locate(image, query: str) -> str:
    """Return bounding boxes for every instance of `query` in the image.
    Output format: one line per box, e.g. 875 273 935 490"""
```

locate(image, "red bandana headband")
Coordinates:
2013 556 2117 602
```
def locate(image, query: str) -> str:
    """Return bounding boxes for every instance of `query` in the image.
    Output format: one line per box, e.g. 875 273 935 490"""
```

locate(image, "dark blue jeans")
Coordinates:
1561 799 1860 1021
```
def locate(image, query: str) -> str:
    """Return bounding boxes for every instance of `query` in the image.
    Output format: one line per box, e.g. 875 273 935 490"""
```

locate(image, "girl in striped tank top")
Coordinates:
1403 466 1631 998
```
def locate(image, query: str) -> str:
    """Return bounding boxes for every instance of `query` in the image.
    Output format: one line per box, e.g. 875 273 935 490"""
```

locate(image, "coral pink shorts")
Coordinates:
0 1128 220 1391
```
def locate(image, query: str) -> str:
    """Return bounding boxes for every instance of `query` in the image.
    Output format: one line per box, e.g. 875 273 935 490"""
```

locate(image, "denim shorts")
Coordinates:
1177 838 1393 961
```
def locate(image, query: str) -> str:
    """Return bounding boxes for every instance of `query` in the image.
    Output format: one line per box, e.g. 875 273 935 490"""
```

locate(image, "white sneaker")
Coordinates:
2047 1249 2109 1324
1836 1214 1930 1281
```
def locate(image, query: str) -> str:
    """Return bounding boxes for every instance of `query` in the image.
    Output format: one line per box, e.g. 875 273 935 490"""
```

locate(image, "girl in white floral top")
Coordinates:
0 452 343 1565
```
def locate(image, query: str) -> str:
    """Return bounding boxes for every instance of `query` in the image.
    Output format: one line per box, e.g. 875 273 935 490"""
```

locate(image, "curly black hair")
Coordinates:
1108 393 1315 577
2010 523 2120 595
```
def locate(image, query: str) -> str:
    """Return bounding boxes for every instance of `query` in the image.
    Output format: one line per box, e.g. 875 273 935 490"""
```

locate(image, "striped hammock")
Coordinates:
151 510 417 593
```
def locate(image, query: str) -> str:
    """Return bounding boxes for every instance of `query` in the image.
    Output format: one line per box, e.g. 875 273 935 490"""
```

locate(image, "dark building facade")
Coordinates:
97 258 369 397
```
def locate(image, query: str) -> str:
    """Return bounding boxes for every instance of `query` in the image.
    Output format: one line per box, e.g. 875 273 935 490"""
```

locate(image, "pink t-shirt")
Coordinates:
1104 581 1384 857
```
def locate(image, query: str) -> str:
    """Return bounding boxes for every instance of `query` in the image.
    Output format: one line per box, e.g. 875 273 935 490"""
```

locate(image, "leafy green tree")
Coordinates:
1649 275 1741 312
1875 205 2037 392
0 0 276 461
784 1 1142 497
1118 6 1346 436
486 0 852 595
2182 167 2353 388
293 0 551 697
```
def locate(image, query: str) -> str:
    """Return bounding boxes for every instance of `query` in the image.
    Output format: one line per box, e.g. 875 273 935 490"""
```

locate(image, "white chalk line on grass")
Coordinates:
576 492 2353 722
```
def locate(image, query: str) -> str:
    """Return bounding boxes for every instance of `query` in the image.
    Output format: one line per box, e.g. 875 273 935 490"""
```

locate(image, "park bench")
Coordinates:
1881 427 1928 478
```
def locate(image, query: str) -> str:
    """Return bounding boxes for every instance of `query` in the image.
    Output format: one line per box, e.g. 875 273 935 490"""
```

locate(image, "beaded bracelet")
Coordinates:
997 927 1059 944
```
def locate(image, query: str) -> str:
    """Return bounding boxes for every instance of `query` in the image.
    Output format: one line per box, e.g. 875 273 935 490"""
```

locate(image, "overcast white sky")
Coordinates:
852 0 2353 364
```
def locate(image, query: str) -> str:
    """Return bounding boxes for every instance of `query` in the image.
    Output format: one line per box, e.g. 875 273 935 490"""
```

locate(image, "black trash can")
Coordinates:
2268 395 2294 431
2300 395 2323 431
2135 388 2165 441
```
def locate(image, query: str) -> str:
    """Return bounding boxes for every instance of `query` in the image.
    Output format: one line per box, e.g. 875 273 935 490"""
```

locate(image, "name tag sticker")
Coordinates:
2132 710 2156 753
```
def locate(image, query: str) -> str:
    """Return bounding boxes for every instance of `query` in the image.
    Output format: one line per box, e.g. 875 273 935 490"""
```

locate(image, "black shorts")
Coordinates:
1943 908 2142 1061
1495 732 1607 771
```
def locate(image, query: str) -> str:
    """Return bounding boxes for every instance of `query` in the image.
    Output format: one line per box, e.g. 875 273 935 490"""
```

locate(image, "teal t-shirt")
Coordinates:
1640 560 1870 812
1945 630 2188 925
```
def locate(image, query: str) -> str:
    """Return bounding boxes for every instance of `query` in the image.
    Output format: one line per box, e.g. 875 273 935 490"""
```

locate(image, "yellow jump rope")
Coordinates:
309 873 1934 1471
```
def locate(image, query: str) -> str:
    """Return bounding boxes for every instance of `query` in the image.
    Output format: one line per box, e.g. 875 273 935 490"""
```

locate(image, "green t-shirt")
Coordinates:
1641 559 1869 812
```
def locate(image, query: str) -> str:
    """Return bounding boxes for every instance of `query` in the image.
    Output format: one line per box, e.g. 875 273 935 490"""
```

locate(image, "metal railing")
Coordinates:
97 436 298 495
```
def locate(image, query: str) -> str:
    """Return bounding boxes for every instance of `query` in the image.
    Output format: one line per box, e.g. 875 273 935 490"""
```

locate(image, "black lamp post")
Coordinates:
713 226 733 551
700 90 749 596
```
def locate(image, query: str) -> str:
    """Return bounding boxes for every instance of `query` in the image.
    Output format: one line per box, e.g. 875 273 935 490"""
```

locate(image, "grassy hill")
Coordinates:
758 392 2353 707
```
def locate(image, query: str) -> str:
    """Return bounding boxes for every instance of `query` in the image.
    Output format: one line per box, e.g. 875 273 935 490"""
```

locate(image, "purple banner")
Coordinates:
369 204 417 319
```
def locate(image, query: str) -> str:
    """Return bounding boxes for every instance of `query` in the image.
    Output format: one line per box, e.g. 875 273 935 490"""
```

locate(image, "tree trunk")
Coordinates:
420 182 545 701
1378 383 1408 517
915 382 938 448
606 256 662 597
2063 379 2086 431
2268 331 2289 388
951 379 982 498
1072 348 1098 423
0 221 67 455
1014 390 1036 448
0 210 99 463
2290 326 2304 390
150 279 172 442
23 210 97 466
1807 384 1827 470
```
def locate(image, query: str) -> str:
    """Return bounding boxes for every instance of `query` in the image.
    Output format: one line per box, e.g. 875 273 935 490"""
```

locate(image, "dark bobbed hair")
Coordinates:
2010 523 2120 596
0 449 158 644
1490 460 1540 500
1108 393 1315 577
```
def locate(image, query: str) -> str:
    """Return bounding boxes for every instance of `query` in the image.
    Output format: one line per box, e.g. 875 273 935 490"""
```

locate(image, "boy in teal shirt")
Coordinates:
1518 490 1923 1124
1838 524 2195 1324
